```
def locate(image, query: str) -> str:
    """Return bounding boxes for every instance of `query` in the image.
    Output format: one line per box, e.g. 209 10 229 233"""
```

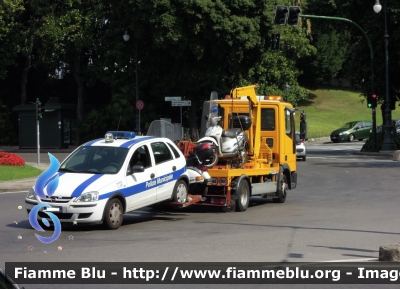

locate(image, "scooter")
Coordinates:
195 91 251 168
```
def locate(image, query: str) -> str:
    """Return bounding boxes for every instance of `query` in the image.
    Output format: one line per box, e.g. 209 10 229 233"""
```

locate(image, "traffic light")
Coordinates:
274 5 288 25
299 112 307 140
37 102 44 120
287 6 300 26
367 93 377 108
271 34 281 50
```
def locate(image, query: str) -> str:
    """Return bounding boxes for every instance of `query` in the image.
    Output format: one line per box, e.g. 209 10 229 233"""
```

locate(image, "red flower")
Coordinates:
0 152 25 166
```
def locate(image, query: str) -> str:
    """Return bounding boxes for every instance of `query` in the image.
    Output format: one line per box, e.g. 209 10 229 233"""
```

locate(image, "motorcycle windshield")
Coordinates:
147 120 175 140
207 91 219 128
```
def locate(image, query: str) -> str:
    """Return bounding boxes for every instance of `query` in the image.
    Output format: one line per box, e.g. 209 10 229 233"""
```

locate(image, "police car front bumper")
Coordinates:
25 198 107 224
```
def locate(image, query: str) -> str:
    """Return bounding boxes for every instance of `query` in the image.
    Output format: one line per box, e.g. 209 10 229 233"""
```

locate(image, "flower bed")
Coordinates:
0 152 25 166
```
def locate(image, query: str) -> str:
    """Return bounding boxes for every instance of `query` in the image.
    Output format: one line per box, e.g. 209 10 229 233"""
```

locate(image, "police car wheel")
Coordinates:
173 180 188 204
103 198 123 230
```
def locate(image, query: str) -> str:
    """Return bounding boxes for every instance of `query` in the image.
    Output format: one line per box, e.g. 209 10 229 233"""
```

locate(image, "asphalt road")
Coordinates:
1 141 400 289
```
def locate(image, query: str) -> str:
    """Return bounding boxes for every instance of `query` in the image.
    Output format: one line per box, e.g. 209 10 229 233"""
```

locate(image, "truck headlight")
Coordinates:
74 192 99 202
26 188 38 200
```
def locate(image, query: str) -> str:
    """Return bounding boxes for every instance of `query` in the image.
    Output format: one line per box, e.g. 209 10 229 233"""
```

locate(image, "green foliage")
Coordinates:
296 87 400 139
0 0 24 79
298 30 350 88
1 0 346 144
303 0 400 108
247 25 316 106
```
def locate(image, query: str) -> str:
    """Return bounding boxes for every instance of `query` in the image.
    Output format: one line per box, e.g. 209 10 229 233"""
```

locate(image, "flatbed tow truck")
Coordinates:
174 84 304 211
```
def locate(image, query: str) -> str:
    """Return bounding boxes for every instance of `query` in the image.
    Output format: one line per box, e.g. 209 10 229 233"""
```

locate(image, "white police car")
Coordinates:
25 131 189 230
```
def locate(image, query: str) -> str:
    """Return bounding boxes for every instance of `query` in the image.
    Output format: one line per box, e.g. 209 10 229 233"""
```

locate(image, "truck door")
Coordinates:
284 106 296 166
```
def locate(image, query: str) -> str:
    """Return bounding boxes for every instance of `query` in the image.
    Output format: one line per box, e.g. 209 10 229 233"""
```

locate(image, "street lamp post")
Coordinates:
283 82 291 101
123 30 141 134
373 0 396 151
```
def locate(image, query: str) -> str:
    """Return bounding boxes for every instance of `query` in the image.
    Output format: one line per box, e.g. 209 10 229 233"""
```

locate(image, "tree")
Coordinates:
303 0 400 109
94 0 314 139
0 0 24 80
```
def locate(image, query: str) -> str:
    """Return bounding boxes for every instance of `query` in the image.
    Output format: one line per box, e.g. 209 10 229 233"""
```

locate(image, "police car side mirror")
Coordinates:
131 165 144 173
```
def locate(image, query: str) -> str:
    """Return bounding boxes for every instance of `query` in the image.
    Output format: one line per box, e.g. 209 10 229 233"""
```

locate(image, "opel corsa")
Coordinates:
25 131 189 229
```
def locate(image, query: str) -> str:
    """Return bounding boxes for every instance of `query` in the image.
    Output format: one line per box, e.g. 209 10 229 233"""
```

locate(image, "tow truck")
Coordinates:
177 84 305 211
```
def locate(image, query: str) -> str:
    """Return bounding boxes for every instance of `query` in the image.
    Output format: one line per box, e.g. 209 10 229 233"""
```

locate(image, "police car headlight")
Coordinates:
26 188 38 200
74 192 99 202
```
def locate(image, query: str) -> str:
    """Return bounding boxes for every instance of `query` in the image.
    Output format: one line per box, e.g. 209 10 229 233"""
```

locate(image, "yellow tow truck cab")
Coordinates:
196 85 299 211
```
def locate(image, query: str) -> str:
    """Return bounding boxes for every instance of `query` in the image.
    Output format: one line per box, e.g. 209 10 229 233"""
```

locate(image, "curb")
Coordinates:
353 151 394 157
0 177 36 193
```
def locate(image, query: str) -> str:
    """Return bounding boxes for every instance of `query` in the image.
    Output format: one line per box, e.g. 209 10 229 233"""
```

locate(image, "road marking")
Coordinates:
324 258 378 262
0 191 28 195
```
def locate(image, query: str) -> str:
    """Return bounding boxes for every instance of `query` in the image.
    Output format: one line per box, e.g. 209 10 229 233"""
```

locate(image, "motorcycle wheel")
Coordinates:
204 152 219 168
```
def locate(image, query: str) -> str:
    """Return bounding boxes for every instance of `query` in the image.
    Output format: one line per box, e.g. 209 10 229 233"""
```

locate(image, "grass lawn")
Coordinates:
296 86 400 138
0 165 42 182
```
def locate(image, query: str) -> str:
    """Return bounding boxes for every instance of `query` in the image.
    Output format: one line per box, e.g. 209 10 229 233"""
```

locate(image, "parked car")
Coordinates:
370 119 400 134
295 132 306 161
330 121 372 142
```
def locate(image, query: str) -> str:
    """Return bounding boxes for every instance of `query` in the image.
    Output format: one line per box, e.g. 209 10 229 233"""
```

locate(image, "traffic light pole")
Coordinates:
35 101 40 164
300 14 377 151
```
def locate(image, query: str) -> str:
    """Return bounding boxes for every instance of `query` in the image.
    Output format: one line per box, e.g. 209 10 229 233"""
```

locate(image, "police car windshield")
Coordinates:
60 146 129 174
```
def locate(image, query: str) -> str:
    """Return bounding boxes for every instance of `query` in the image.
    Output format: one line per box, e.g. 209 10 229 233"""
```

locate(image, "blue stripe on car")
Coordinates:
71 174 104 197
119 136 156 148
99 166 186 200
83 138 103 146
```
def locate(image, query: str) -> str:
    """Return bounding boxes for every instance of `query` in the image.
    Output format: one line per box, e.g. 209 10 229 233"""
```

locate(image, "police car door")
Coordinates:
150 141 177 200
125 144 157 210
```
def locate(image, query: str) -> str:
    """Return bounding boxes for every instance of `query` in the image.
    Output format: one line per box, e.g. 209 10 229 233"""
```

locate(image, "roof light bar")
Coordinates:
105 131 136 140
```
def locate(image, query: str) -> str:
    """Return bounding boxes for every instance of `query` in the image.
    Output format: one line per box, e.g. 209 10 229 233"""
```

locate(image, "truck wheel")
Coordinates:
235 179 250 212
103 198 123 230
273 175 287 203
172 180 188 204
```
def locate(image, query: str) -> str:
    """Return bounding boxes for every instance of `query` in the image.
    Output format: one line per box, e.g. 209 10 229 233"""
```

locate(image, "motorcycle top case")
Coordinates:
195 142 216 161
232 115 252 130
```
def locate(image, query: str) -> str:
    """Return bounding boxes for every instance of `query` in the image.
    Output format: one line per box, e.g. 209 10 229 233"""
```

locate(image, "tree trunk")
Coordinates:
20 35 35 105
72 53 85 145
189 99 199 141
